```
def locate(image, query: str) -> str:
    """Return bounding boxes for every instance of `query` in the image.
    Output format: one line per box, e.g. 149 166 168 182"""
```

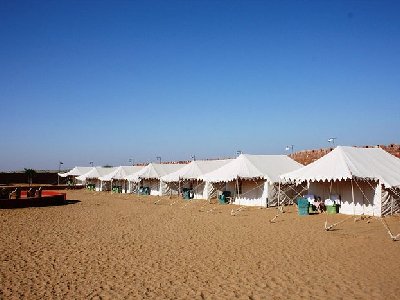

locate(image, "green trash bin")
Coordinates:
327 204 337 214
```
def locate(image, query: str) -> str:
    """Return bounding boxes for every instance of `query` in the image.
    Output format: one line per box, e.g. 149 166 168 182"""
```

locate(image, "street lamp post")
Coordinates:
328 138 337 148
58 161 63 185
285 145 294 155
156 156 161 164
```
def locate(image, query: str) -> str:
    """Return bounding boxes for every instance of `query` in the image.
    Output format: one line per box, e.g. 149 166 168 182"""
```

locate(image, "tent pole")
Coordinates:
390 186 393 216
236 177 240 198
277 180 281 208
236 177 240 205
351 179 355 216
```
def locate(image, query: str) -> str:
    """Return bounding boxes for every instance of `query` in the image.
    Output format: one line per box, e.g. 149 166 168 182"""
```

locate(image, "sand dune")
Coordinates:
1 190 399 299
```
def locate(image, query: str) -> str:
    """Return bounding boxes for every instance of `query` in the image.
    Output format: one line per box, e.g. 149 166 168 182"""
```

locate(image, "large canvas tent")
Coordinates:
199 154 304 207
126 163 187 196
58 166 93 185
281 146 400 216
58 166 93 177
76 167 117 191
161 159 233 199
99 166 145 193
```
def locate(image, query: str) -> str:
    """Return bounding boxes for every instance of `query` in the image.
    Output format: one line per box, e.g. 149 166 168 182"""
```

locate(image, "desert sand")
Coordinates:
1 189 399 299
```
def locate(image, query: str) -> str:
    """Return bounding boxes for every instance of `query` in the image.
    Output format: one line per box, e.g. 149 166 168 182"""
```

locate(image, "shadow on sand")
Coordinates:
0 198 81 209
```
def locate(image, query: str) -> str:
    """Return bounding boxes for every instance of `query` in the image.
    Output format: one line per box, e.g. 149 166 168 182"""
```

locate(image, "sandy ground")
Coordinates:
1 190 399 299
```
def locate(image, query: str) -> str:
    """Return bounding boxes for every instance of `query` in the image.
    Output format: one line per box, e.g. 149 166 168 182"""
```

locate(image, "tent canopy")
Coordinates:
58 166 93 178
99 166 145 181
76 167 117 181
281 146 400 188
161 159 233 182
199 154 303 183
126 163 187 182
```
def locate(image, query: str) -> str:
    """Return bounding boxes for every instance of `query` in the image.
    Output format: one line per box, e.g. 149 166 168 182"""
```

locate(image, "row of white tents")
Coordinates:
59 146 400 217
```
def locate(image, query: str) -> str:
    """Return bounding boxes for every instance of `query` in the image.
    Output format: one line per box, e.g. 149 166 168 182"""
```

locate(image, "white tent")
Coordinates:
58 166 93 177
58 166 93 185
98 166 145 193
199 154 304 207
76 167 117 191
281 146 400 216
161 159 233 199
126 163 187 196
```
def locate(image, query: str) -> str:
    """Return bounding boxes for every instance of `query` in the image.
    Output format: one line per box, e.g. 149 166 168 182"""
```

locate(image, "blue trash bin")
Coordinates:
218 194 226 204
297 198 309 216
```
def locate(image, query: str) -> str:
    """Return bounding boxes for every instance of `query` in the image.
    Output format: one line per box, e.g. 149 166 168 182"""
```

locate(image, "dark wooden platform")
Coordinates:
0 191 67 209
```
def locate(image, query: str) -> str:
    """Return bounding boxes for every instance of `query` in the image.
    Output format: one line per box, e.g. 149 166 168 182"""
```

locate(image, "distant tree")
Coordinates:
24 168 37 186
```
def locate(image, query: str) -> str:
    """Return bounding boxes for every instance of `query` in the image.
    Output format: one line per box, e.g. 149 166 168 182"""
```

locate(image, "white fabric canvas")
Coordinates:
133 163 186 180
161 159 233 199
161 159 233 182
99 166 144 181
199 154 303 207
281 146 400 216
281 146 400 188
58 166 93 177
200 154 303 183
76 167 117 181
126 163 187 196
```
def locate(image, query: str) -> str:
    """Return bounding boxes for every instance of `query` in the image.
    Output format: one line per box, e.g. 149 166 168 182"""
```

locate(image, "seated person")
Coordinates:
35 187 42 198
9 188 21 199
27 188 36 197
315 196 326 213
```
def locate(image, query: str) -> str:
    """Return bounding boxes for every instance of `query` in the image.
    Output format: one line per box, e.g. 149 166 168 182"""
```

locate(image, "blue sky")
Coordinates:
1 0 399 171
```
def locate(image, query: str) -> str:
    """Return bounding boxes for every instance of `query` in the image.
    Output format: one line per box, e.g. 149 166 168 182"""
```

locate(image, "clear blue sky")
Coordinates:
1 0 399 171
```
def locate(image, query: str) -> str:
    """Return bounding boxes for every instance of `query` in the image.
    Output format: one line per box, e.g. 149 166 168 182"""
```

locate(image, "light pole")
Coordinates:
328 138 337 148
89 161 94 167
58 161 63 185
156 156 161 164
285 145 294 155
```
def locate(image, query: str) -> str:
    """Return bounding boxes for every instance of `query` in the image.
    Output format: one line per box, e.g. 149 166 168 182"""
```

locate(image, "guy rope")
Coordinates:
270 179 308 223
324 178 372 231
269 206 284 223
231 206 246 216
199 205 217 213
323 178 400 241
379 217 400 241
324 215 353 231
